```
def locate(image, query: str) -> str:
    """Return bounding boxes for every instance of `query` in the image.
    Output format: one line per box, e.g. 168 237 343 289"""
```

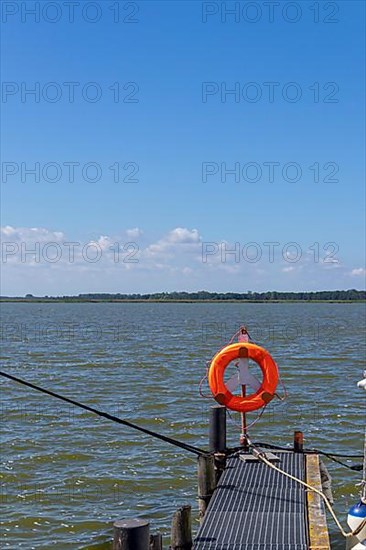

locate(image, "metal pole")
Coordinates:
240 383 247 449
238 327 249 450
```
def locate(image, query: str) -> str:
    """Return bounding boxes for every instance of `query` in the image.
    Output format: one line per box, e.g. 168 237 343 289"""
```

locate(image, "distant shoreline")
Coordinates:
1 300 365 304
1 290 365 303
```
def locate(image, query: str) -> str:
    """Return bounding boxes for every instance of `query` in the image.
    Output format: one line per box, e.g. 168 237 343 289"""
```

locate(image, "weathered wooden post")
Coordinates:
197 454 216 522
209 405 226 452
294 430 304 452
209 405 227 483
149 533 163 550
113 518 150 550
170 505 192 549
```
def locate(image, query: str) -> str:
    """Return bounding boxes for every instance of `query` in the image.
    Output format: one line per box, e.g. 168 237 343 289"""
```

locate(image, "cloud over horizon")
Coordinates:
1 225 365 296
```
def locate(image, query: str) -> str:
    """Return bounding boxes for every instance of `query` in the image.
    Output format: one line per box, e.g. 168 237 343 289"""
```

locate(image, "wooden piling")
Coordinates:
197 454 216 522
209 405 227 483
113 518 150 550
170 505 192 549
149 533 163 550
294 430 304 452
209 405 226 452
319 458 333 504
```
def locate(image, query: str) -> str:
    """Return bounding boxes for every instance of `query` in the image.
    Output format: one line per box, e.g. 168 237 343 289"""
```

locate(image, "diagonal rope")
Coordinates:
0 370 206 456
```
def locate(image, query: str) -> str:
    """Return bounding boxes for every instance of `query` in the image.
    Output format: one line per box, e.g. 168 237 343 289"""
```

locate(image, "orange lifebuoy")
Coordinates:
208 342 279 413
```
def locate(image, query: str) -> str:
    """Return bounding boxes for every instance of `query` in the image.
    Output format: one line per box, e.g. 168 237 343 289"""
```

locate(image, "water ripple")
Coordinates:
1 302 365 549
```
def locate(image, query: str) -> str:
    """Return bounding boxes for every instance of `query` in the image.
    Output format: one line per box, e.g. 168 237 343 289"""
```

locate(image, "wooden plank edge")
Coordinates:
306 453 331 550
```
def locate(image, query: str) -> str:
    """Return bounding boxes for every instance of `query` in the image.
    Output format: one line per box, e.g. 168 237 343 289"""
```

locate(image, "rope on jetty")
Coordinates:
256 441 363 470
227 441 363 470
0 370 206 456
249 441 366 539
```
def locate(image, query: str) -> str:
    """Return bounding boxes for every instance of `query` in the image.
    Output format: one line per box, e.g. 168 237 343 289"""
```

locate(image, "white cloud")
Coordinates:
351 268 366 276
167 227 200 244
1 225 364 295
126 227 143 239
145 228 201 259
95 235 113 251
1 225 17 237
1 225 65 242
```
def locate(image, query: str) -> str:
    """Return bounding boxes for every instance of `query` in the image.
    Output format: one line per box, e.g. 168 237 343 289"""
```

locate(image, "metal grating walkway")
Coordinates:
194 452 308 549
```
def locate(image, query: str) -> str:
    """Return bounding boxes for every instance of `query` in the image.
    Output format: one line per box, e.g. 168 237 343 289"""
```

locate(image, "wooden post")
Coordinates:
209 405 227 483
209 405 226 452
294 430 304 452
319 458 333 504
170 505 192 549
149 533 163 550
113 518 149 550
197 454 216 522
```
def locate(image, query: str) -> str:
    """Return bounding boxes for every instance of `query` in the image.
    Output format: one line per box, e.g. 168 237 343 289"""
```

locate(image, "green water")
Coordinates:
1 303 365 549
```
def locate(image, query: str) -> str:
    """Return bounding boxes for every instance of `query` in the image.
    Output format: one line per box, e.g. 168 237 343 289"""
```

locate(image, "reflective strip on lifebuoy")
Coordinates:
208 342 279 413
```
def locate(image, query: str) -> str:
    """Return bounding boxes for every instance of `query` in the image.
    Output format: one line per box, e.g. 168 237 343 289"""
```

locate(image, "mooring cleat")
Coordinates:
239 451 281 463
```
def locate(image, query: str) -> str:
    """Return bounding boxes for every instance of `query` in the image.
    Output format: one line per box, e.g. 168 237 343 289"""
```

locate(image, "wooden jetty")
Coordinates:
113 406 331 549
3 361 361 549
194 451 330 549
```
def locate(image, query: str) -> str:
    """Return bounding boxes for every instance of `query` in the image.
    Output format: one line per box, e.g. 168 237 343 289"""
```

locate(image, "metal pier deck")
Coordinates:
194 451 311 549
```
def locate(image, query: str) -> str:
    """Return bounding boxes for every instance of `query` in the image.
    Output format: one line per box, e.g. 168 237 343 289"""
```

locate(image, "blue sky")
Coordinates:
1 0 365 295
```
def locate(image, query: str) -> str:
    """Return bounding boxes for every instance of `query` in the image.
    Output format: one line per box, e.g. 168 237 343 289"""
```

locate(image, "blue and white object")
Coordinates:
346 371 366 550
346 501 366 549
357 372 366 391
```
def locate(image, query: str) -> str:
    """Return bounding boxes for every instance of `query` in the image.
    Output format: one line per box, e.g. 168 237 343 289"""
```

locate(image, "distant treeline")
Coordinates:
3 289 365 301
77 290 366 301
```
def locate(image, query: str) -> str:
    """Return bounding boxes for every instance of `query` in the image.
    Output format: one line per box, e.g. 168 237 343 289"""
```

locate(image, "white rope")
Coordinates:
251 448 366 539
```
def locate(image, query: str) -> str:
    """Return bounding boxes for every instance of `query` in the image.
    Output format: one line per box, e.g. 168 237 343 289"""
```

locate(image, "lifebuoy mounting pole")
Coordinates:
238 327 249 449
